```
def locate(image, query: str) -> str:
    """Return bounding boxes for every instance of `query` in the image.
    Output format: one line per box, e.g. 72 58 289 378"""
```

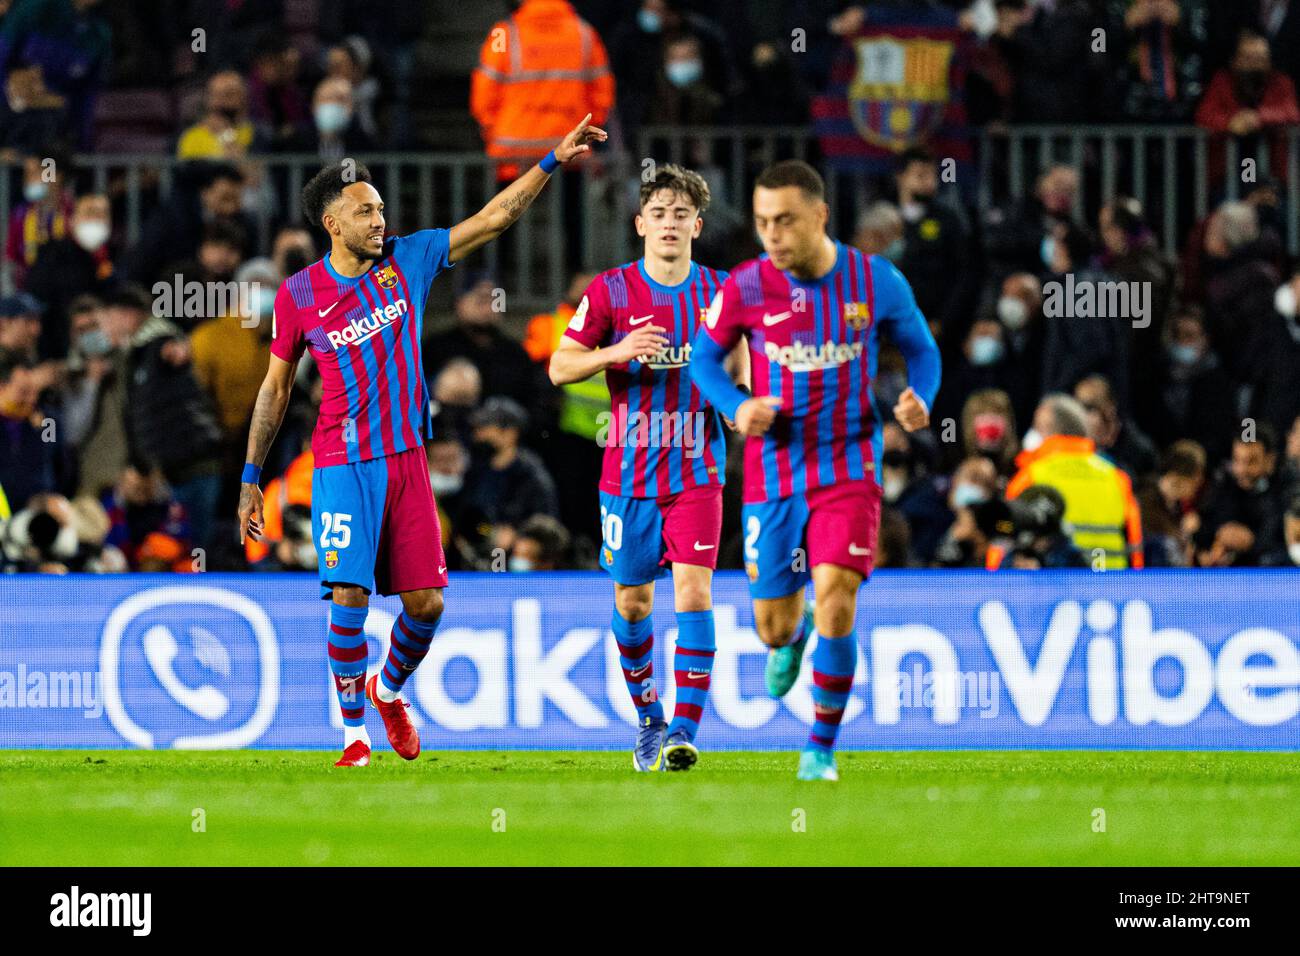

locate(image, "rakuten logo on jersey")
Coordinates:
640 342 691 369
764 339 863 371
326 299 408 348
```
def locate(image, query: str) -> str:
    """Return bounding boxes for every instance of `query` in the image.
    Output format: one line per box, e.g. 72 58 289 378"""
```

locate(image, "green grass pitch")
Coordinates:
2 750 1297 866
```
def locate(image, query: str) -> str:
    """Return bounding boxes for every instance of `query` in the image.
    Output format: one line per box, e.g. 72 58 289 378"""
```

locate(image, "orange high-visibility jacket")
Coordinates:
471 0 614 175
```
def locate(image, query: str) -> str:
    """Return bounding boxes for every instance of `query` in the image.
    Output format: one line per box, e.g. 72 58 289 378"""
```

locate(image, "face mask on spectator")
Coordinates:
997 296 1029 330
509 556 534 572
78 328 112 357
315 103 351 135
900 200 926 223
1290 543 1300 566
666 59 703 89
638 9 662 32
1023 428 1044 451
429 471 463 496
73 220 110 252
969 335 1004 366
952 482 989 509
972 413 1008 450
1040 236 1058 271
1168 343 1201 366
23 181 48 203
882 237 905 262
1275 283 1298 319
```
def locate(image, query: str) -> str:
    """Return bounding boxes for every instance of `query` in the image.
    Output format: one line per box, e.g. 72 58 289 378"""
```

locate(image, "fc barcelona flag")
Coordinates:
812 4 973 173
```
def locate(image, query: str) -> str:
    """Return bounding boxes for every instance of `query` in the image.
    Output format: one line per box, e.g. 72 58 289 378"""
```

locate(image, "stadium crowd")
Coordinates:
2 0 1300 574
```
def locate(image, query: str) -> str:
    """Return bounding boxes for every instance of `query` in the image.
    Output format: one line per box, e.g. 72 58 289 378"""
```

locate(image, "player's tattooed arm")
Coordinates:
448 113 607 263
239 354 295 543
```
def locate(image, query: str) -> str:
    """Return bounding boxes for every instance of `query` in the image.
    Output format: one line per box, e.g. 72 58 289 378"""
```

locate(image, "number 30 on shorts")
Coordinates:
599 506 623 551
319 512 352 549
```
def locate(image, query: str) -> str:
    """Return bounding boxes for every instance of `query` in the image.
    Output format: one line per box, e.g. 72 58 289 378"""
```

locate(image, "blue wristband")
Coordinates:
241 463 262 484
540 150 560 174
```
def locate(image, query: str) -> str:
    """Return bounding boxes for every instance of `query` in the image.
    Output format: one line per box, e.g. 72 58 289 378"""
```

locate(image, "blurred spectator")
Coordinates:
104 284 222 550
510 513 571 571
1247 266 1300 438
57 293 109 447
739 34 810 126
163 220 247 331
0 353 58 511
852 201 904 261
996 0 1105 122
191 257 277 480
933 317 1010 432
177 70 255 160
934 495 1015 569
609 0 738 143
1193 424 1285 566
25 190 115 360
1112 0 1207 122
0 490 123 573
1097 196 1174 417
1040 223 1132 411
1137 438 1205 566
1282 495 1300 567
1150 305 1236 464
0 290 43 364
424 275 546 420
286 75 374 162
893 147 972 347
960 387 1020 476
471 0 612 181
1195 29 1299 182
462 396 559 554
881 422 951 563
324 36 380 144
1009 393 1144 568
1281 414 1300 500
5 148 72 288
645 33 725 128
270 224 316 280
989 484 1088 569
1075 374 1157 479
936 454 1000 560
983 164 1081 287
101 465 189 571
247 31 308 152
1200 201 1280 383
0 0 111 150
122 161 252 286
430 357 482 449
991 272 1044 429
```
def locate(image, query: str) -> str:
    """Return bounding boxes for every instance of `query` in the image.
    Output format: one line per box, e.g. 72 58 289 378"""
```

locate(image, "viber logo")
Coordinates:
99 587 280 749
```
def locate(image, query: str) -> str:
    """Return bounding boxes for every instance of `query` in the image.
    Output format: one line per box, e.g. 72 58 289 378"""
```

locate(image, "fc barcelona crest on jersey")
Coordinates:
843 301 871 329
375 264 399 289
324 549 339 569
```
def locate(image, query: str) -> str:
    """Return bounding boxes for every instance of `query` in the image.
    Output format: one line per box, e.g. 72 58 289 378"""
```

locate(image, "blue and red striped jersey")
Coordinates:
270 230 453 468
564 259 728 498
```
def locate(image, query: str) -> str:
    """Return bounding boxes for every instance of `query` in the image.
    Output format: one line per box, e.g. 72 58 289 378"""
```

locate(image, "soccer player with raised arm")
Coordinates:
548 164 738 772
238 115 607 767
691 160 941 781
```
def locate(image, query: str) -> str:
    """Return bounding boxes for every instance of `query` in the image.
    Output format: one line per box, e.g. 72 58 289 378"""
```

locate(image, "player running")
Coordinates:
691 160 941 781
238 115 607 767
548 164 739 772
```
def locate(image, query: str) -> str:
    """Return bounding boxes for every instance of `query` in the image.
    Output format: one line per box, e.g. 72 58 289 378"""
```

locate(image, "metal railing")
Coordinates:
2 125 1297 302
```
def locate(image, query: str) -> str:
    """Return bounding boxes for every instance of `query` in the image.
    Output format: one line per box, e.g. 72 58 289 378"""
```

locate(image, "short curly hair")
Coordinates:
301 160 373 229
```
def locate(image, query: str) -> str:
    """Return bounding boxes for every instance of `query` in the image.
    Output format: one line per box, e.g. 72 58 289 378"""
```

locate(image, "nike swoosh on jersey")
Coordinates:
318 301 341 317
763 311 793 326
628 314 655 326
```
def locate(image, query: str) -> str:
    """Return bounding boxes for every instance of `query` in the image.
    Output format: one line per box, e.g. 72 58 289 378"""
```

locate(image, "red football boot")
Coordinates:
334 740 370 767
366 674 420 759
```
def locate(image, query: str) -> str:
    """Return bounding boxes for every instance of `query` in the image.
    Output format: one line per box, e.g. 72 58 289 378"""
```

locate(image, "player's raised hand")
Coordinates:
735 396 782 436
238 482 265 544
613 324 670 364
553 113 608 164
893 387 930 432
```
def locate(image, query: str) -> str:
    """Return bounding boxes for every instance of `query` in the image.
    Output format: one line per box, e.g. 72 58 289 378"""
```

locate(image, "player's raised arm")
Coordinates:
448 113 607 264
237 353 296 544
